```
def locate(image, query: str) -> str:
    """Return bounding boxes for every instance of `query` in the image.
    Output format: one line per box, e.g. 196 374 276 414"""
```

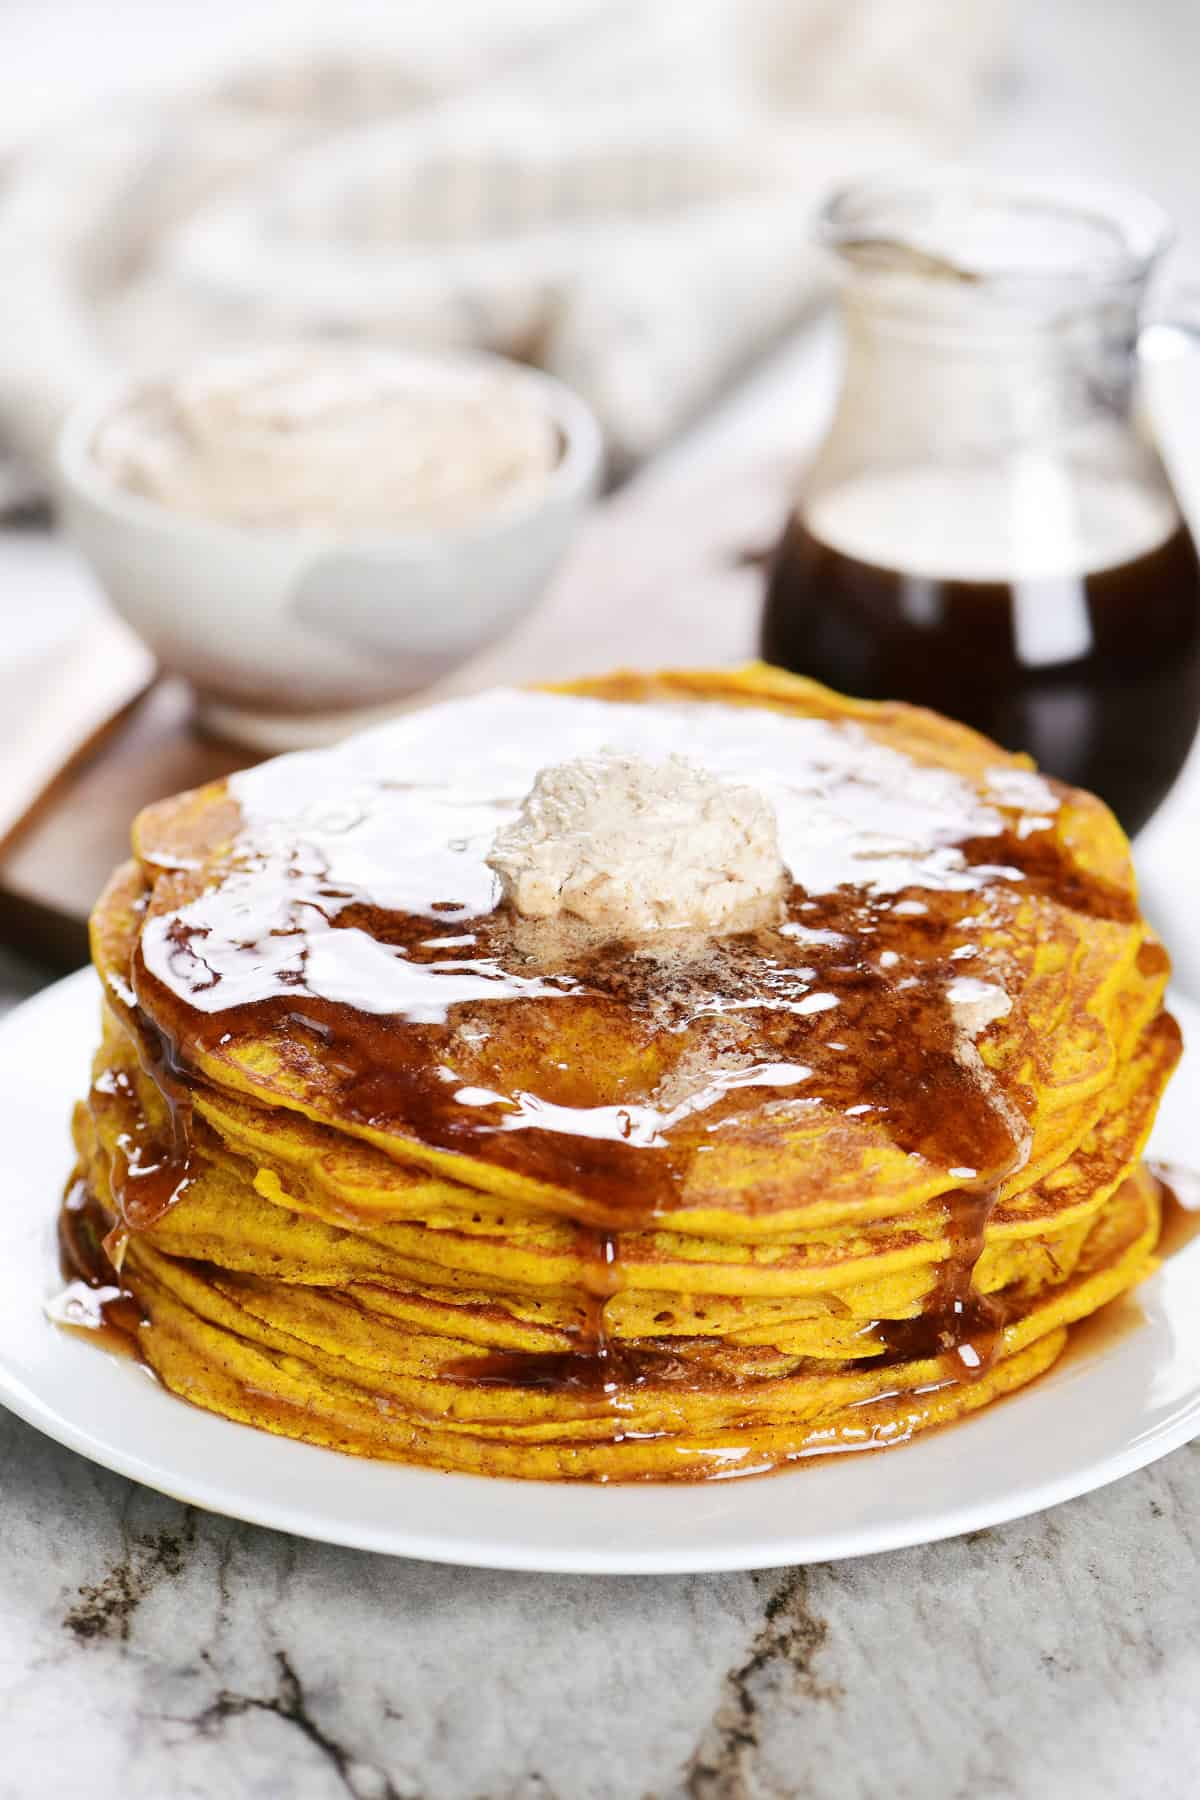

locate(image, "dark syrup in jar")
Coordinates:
763 502 1200 837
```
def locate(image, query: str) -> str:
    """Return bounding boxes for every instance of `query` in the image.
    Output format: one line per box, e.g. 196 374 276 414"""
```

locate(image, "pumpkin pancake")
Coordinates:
56 664 1180 1479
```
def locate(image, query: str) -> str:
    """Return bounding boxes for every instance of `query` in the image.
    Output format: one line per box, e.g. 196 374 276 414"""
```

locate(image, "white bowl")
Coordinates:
56 348 603 750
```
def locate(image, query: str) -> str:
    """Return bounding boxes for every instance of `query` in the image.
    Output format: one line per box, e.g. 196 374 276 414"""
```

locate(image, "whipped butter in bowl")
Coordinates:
57 344 602 749
91 346 563 531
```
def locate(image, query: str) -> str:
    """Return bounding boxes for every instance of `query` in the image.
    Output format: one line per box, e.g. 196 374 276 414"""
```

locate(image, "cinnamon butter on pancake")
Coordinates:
58 664 1180 1479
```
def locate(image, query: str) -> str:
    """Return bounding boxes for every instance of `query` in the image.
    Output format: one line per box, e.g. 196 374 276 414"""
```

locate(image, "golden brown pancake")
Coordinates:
56 664 1180 1479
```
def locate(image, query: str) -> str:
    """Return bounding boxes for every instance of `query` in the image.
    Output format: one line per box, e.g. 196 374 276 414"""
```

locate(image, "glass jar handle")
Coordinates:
1140 297 1200 538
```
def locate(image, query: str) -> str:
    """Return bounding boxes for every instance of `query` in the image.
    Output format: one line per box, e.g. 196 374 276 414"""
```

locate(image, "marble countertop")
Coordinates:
3 1404 1198 1799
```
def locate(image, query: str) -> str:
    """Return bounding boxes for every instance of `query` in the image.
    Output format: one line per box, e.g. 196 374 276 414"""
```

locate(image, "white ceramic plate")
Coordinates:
3 969 1200 1574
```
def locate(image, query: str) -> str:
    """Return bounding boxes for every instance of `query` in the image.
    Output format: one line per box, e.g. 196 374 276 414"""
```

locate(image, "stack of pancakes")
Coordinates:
62 666 1179 1480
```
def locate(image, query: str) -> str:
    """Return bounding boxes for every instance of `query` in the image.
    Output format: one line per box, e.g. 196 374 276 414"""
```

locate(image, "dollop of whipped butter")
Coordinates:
91 346 560 531
486 749 787 935
947 975 1012 1038
137 689 1061 1028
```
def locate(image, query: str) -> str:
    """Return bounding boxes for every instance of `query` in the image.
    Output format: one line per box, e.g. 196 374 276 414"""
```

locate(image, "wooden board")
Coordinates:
0 678 252 965
0 605 154 852
0 457 798 967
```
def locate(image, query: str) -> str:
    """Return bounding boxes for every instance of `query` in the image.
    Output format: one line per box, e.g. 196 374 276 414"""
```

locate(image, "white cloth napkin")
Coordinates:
0 0 999 496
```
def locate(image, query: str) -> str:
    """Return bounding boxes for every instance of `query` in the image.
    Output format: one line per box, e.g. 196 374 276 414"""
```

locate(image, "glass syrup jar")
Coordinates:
761 171 1200 835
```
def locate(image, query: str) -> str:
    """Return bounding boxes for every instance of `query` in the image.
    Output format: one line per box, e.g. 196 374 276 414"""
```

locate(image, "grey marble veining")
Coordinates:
2 1402 1198 1800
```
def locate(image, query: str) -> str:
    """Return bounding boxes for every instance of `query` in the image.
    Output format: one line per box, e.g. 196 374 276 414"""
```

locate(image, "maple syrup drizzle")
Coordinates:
872 1181 1006 1374
444 1225 634 1397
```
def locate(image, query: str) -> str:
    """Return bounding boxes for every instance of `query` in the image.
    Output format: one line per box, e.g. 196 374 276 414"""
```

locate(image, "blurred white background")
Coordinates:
3 0 1198 480
3 0 1196 229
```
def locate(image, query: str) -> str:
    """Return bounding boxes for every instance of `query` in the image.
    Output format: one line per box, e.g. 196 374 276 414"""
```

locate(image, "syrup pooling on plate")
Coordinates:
52 1178 145 1357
